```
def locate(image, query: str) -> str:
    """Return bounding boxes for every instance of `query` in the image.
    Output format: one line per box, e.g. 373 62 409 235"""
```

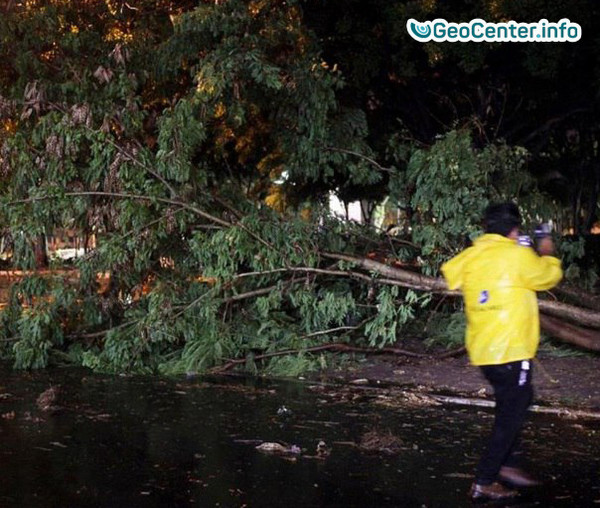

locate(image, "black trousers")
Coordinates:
475 360 534 485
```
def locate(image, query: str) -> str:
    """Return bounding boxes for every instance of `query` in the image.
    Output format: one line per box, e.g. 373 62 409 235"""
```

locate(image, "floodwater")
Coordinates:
0 366 598 508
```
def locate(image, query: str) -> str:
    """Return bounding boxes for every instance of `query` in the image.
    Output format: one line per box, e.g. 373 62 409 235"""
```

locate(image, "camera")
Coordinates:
534 222 552 240
518 222 553 251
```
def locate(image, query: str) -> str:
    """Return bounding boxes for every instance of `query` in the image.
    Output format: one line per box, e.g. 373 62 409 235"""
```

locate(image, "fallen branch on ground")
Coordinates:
431 394 600 419
539 315 600 352
211 343 466 373
322 252 600 351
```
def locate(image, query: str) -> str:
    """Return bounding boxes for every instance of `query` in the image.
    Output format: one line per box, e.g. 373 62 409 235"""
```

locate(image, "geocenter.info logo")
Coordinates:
407 18 581 43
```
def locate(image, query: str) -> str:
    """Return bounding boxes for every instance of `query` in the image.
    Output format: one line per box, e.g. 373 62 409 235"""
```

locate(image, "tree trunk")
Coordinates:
540 315 600 352
33 234 48 268
538 299 600 328
553 284 600 312
322 251 600 351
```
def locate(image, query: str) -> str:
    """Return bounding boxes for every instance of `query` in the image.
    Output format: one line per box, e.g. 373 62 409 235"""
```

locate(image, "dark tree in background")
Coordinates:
304 0 600 233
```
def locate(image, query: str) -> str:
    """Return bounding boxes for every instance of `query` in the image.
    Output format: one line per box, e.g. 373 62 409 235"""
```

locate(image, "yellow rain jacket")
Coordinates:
441 234 562 366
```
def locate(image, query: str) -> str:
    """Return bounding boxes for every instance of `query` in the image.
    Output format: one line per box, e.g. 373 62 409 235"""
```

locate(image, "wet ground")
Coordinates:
325 352 600 410
0 366 598 507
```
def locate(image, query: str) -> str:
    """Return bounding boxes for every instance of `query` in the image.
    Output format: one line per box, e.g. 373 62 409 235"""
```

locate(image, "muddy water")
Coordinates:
0 366 598 507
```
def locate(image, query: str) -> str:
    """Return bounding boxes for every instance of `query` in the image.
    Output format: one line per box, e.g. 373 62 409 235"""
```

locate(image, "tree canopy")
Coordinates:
0 0 598 374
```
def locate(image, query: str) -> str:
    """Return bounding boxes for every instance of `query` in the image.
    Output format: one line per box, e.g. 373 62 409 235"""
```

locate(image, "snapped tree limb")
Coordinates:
540 315 600 352
322 252 600 351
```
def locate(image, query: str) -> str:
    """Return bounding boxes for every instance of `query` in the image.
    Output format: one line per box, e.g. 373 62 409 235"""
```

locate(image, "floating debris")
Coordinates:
84 412 112 421
255 442 301 455
23 411 43 423
277 405 293 417
36 386 61 413
359 430 403 454
444 473 473 479
316 440 330 458
374 389 441 409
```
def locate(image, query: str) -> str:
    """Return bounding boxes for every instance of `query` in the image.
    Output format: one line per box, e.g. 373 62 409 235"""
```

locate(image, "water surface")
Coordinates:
0 366 598 507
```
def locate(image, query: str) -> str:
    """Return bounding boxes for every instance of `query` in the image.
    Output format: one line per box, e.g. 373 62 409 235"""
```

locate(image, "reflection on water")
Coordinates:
0 365 598 507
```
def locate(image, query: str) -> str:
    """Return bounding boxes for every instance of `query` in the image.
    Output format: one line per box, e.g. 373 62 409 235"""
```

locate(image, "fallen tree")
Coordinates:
2 186 599 373
539 315 600 352
322 252 600 352
1 197 599 373
0 0 598 374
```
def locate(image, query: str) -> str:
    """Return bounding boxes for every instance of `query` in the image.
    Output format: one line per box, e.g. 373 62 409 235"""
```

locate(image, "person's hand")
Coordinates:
537 237 555 256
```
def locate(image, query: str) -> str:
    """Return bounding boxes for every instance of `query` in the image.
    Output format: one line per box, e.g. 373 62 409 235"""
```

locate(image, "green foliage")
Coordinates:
0 0 597 374
365 287 430 348
424 312 466 351
388 129 553 275
13 295 68 369
558 236 599 289
405 130 490 261
264 353 323 378
538 339 589 358
560 236 586 266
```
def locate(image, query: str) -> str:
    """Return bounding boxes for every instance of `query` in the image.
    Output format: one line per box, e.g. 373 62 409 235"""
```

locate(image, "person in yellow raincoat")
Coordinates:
441 202 562 502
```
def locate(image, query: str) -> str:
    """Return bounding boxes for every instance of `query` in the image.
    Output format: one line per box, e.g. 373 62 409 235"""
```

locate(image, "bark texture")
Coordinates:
323 252 600 351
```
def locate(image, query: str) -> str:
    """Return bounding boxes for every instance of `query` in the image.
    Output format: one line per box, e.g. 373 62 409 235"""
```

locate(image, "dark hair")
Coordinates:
483 203 521 237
